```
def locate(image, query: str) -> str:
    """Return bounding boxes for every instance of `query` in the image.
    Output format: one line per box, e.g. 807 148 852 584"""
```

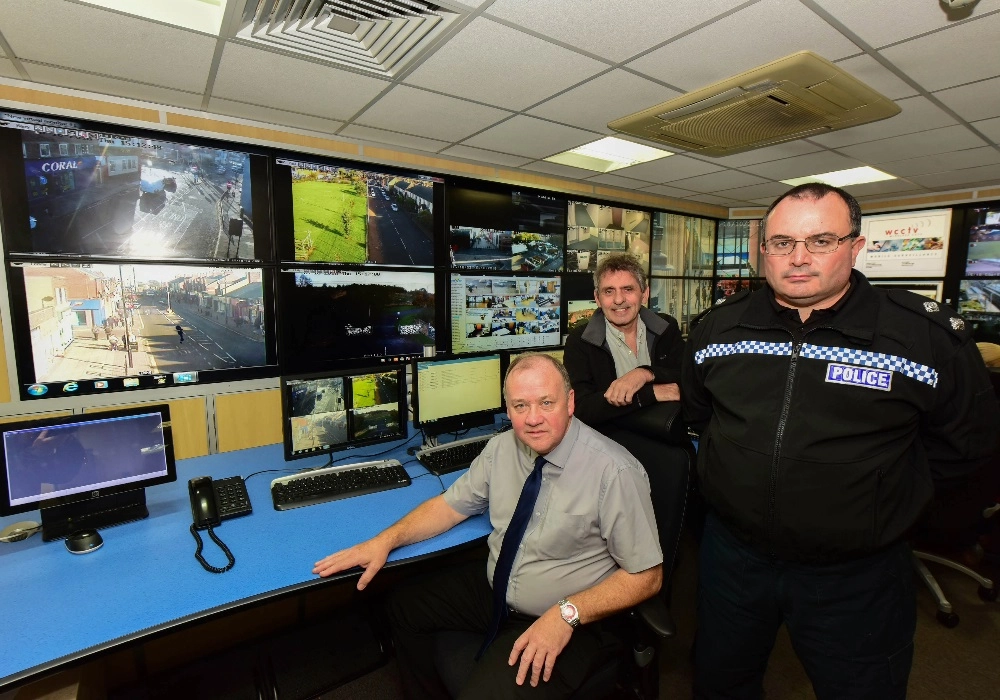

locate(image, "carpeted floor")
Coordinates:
322 531 1000 699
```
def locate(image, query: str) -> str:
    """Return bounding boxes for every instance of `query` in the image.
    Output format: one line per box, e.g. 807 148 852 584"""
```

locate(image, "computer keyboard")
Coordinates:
416 434 493 476
213 476 253 519
270 459 411 511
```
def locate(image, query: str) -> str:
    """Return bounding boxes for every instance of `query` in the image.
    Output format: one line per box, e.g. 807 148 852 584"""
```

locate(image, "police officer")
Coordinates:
681 183 999 700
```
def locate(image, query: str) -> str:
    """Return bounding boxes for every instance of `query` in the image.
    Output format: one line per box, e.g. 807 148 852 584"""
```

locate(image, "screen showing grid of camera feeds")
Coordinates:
8 262 274 399
272 156 441 266
284 368 404 460
0 111 269 263
566 201 650 273
450 273 560 354
448 189 565 272
278 268 437 372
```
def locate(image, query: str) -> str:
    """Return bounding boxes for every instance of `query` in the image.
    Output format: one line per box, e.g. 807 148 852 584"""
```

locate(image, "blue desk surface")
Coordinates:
0 438 492 689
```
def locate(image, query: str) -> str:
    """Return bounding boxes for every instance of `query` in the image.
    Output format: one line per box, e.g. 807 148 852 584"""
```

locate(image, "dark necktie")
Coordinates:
477 454 547 659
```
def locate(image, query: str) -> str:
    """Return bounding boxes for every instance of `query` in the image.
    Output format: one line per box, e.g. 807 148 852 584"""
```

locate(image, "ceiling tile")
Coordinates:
626 0 861 91
213 43 387 122
742 151 865 180
714 182 792 203
818 0 1000 48
842 178 926 199
693 140 825 169
462 115 594 158
933 77 1000 122
808 96 959 149
0 58 20 79
880 147 1000 177
614 154 724 183
837 125 990 163
639 184 701 199
354 85 511 142
439 145 532 168
23 62 204 110
666 170 771 194
521 159 597 179
527 69 680 134
879 12 1000 92
0 0 216 92
685 193 747 206
403 17 606 111
971 116 1000 143
833 54 919 100
585 172 656 189
207 98 344 135
339 124 449 153
908 163 1000 190
486 0 750 63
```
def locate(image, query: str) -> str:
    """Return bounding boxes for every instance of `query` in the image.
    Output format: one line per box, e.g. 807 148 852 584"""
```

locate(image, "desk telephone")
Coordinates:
187 476 252 573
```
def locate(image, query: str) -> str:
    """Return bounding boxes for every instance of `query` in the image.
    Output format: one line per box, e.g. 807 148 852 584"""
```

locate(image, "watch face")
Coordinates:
561 602 578 621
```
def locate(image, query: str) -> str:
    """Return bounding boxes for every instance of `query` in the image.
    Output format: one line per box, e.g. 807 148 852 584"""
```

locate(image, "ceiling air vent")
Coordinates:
608 51 900 157
237 1 462 77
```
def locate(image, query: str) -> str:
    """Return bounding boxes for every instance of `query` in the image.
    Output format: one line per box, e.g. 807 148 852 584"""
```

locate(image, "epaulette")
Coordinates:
688 289 750 331
885 288 971 340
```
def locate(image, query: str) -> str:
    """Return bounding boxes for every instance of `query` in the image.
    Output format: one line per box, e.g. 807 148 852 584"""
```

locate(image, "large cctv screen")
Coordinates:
449 273 561 355
566 200 650 273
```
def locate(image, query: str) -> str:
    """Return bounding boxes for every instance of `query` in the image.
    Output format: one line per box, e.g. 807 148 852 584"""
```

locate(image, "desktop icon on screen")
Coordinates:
93 380 109 389
173 371 199 384
26 384 48 397
123 378 140 388
61 382 79 393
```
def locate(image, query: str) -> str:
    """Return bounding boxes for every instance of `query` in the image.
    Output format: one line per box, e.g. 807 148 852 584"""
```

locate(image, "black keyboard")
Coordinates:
416 435 492 476
270 459 411 511
213 476 253 519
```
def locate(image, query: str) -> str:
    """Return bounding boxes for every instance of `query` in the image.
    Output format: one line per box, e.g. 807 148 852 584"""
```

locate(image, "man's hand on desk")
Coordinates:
652 382 680 402
313 535 391 590
603 368 654 406
508 607 573 687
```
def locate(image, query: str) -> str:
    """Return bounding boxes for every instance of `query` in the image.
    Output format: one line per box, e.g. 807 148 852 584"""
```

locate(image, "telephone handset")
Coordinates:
186 475 252 573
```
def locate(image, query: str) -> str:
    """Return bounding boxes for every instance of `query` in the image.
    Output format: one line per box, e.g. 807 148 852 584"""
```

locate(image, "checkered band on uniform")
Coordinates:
694 341 793 364
799 344 938 387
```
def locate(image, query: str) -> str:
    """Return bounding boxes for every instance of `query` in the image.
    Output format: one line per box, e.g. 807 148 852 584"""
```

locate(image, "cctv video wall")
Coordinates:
0 109 727 401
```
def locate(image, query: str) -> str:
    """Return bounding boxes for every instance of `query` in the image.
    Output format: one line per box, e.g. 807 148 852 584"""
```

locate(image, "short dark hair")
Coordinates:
593 252 647 293
504 352 571 401
761 183 863 240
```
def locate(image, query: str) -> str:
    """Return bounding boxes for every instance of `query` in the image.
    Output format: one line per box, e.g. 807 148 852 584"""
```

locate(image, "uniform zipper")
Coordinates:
766 337 801 556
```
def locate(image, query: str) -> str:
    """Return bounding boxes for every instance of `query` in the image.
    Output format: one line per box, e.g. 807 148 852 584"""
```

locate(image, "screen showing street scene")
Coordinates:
450 274 560 355
281 269 436 369
959 279 1000 320
1 114 261 261
350 371 402 441
566 201 650 272
13 263 268 384
279 158 437 266
965 209 1000 277
287 376 348 456
449 227 563 272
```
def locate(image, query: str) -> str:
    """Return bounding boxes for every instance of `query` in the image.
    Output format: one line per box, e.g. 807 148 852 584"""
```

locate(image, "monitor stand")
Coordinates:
40 489 149 541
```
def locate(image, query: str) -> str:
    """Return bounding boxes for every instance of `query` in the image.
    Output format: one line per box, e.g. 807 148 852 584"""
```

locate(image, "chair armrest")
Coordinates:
613 401 690 446
636 596 675 639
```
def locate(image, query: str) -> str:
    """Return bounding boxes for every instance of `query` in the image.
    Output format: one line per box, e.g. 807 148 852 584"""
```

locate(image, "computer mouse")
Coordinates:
65 529 103 554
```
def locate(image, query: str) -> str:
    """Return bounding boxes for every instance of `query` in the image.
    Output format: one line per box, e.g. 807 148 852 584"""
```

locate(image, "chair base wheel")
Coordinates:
978 584 998 602
936 610 960 628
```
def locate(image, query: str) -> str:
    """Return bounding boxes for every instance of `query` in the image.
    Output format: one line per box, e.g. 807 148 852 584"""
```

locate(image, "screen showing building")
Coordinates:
450 273 560 354
567 201 650 272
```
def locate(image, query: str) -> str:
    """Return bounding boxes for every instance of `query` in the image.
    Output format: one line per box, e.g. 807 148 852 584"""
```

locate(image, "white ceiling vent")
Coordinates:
608 51 901 157
237 1 463 77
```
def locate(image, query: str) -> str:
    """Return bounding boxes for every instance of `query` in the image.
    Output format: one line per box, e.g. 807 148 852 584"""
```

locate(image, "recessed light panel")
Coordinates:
79 0 227 35
545 137 672 173
782 166 896 188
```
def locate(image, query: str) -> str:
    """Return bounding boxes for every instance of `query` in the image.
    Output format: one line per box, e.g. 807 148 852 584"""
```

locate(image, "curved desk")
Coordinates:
0 441 491 691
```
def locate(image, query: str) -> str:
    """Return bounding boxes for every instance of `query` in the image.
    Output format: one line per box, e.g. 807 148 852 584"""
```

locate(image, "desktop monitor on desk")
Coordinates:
0 405 176 541
281 367 407 463
412 354 503 438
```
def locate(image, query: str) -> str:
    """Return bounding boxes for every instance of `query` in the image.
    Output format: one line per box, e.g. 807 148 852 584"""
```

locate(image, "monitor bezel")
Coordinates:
0 404 177 517
411 352 503 436
280 366 408 462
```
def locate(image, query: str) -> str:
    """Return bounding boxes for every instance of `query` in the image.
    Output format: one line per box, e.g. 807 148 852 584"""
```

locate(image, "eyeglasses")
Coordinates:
761 233 856 256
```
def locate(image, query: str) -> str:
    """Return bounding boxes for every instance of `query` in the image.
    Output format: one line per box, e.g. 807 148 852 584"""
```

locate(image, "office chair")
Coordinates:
431 436 692 698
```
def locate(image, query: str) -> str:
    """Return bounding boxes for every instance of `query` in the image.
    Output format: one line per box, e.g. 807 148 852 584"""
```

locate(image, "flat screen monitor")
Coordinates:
272 156 442 266
449 273 561 355
6 262 277 400
448 226 564 272
0 405 176 541
281 367 406 462
566 200 651 273
277 267 438 373
0 110 272 263
964 207 1000 277
413 354 503 436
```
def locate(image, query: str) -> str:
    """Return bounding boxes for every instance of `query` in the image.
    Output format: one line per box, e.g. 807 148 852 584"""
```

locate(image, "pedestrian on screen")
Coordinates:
176 325 185 343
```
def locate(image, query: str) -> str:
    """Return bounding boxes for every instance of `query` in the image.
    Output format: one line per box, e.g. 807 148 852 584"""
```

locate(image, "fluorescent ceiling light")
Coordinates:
79 0 226 35
545 137 672 173
782 166 896 188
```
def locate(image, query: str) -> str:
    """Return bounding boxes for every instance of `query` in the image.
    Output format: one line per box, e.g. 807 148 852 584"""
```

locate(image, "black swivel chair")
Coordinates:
431 414 692 699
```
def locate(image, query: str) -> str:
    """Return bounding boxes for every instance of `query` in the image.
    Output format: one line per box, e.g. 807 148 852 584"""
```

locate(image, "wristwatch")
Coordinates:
558 598 580 628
